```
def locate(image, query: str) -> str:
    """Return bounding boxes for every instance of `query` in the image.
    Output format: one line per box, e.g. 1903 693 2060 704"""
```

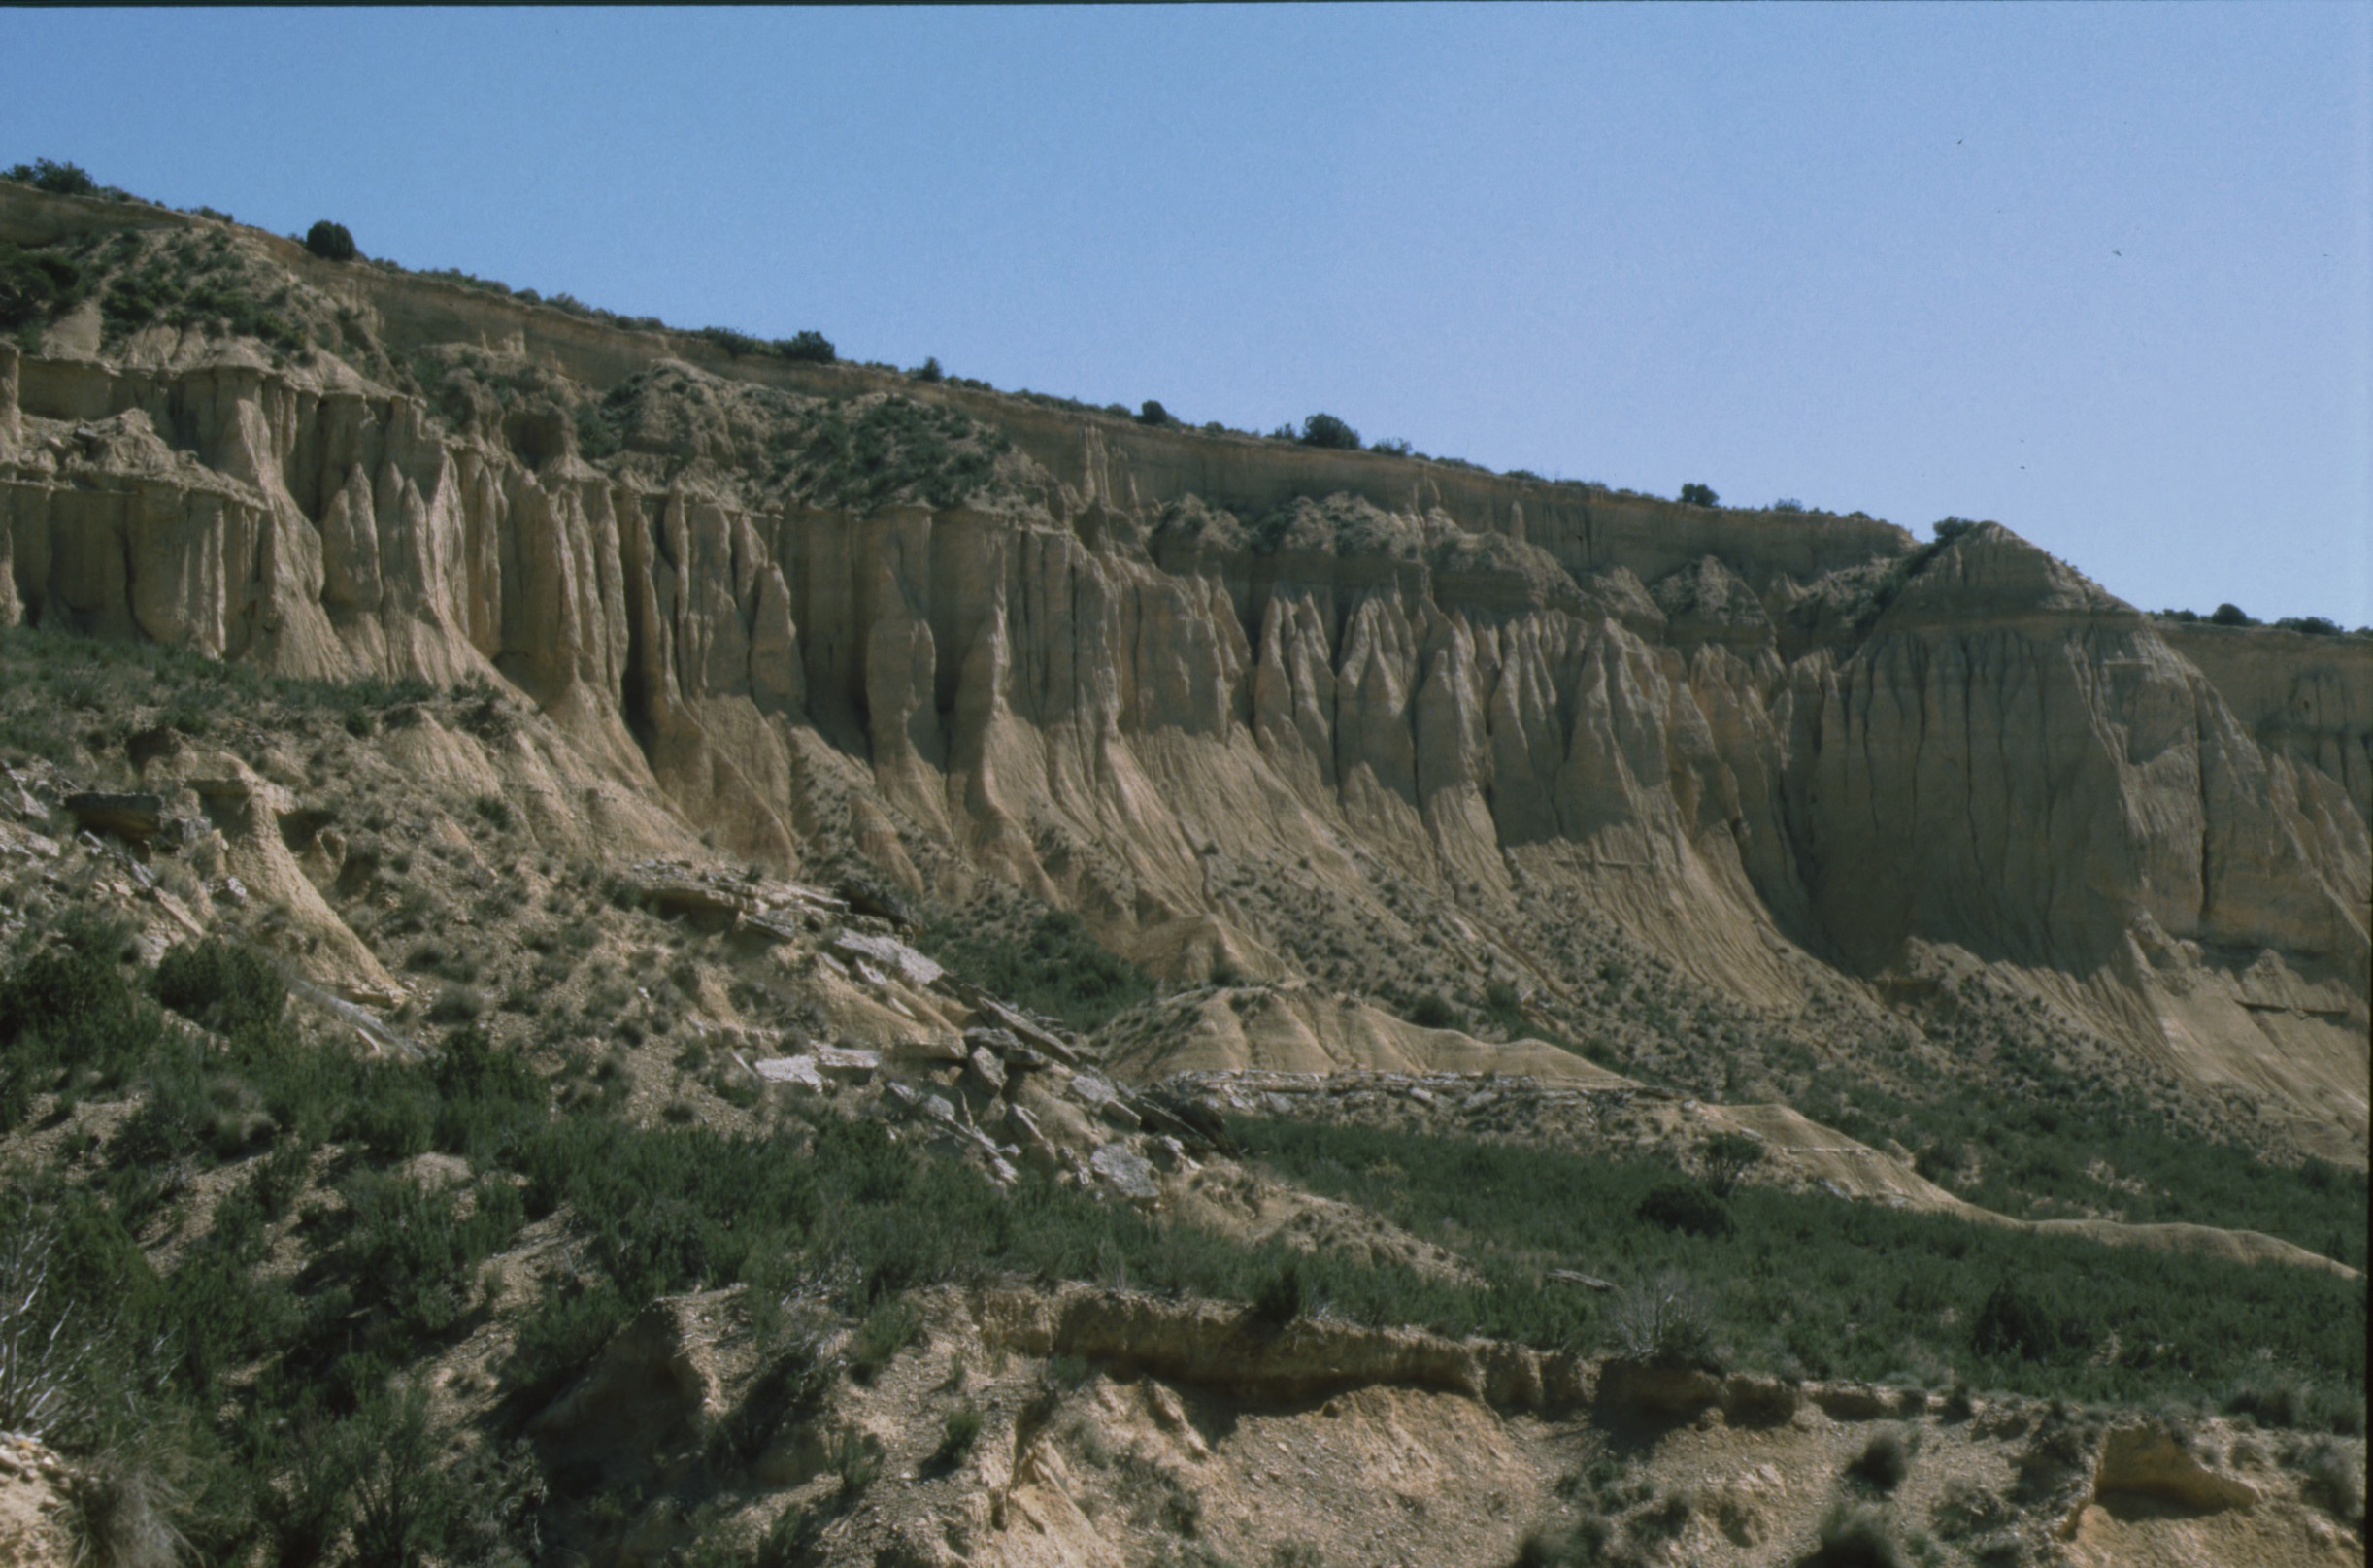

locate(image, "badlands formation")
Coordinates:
2 179 2362 1164
0 178 2365 1568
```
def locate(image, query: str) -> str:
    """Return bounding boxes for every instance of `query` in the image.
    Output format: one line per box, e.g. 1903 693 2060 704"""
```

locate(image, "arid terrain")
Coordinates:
0 170 2363 1568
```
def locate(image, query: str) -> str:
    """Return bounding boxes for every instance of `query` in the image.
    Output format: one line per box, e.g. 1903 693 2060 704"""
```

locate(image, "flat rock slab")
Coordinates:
831 930 944 988
814 1045 880 1080
1089 1142 1159 1202
752 1056 825 1092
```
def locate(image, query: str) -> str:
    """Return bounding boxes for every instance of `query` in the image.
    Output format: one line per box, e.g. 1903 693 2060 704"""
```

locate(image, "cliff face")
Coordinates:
3 186 2364 1157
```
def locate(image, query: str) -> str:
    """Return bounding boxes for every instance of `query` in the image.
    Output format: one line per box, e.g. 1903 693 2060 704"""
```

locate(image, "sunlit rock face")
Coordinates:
3 183 2363 1158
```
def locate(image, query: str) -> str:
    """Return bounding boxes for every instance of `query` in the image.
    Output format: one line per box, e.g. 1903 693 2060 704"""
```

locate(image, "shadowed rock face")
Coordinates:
2 186 2364 1158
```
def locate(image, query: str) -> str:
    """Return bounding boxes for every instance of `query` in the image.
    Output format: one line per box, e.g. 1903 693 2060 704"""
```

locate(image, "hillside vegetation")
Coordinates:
0 168 2362 1568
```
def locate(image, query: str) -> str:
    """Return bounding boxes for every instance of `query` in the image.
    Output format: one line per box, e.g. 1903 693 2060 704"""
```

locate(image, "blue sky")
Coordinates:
5 5 2367 624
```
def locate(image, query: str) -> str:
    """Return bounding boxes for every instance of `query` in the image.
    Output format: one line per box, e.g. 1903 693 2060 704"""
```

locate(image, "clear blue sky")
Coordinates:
5 5 2368 624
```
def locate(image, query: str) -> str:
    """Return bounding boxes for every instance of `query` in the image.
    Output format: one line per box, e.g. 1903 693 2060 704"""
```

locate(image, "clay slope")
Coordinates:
2 183 2365 1162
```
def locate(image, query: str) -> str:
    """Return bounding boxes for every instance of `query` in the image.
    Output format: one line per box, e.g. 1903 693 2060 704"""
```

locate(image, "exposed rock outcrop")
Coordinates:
4 183 2363 1158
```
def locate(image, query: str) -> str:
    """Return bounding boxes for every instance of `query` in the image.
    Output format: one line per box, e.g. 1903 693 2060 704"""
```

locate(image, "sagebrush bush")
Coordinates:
1608 1273 1721 1372
932 1400 983 1468
1807 1501 1904 1568
67 1446 187 1568
847 1295 922 1383
1847 1426 1918 1492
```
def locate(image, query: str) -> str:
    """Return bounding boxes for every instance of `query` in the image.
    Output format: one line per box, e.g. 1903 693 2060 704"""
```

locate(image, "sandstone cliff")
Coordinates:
3 183 2364 1158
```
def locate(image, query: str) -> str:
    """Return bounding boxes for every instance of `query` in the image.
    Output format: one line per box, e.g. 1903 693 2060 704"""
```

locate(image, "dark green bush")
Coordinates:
1297 413 1360 450
1972 1279 2057 1362
932 1400 983 1468
1406 992 1458 1030
4 159 97 196
1700 1132 1766 1196
1136 400 1175 426
778 329 835 363
1847 1426 1917 1492
1511 1515 1611 1567
1637 1181 1732 1238
2210 603 2253 626
1804 1501 1904 1568
846 1295 922 1383
910 356 944 384
1252 1260 1307 1328
0 242 90 330
917 904 1154 1033
304 221 357 262
1678 482 1719 507
153 941 284 1035
507 1278 632 1405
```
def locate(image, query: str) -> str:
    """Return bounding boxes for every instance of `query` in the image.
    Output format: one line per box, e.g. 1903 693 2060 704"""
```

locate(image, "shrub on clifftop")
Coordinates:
3 159 97 197
304 220 357 262
1297 412 1361 450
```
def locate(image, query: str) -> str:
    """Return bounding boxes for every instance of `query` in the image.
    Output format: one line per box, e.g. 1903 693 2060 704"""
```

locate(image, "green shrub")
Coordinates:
0 242 90 330
1252 1260 1307 1328
917 904 1154 1033
932 1400 983 1468
1136 400 1175 426
1512 1515 1611 1567
778 329 835 363
1847 1426 1918 1492
4 159 97 196
64 1444 186 1568
830 1428 880 1496
1806 1500 1904 1568
2302 1437 2364 1523
1297 413 1359 450
1678 482 1719 507
304 221 357 262
0 948 167 1124
1972 1280 2057 1362
1700 1132 1765 1197
910 356 944 384
153 941 284 1035
847 1295 922 1383
507 1279 631 1405
2210 602 2252 626
1608 1273 1721 1371
1406 992 1458 1030
1637 1181 1732 1238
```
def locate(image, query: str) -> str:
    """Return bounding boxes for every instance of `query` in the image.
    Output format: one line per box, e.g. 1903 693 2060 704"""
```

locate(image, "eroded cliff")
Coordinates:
3 183 2364 1160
